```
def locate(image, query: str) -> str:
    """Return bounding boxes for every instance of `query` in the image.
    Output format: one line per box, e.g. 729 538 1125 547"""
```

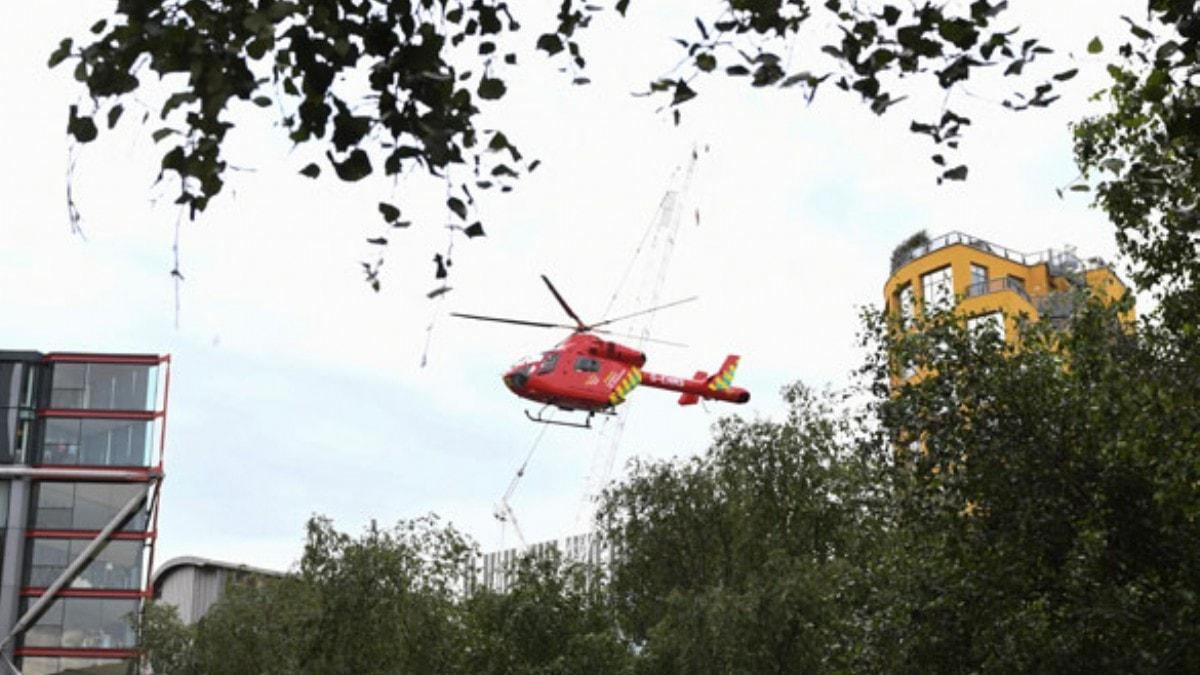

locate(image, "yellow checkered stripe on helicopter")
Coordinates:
708 358 739 391
609 367 642 405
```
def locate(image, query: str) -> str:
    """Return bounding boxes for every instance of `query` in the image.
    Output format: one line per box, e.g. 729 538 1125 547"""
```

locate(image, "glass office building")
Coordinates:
0 352 169 675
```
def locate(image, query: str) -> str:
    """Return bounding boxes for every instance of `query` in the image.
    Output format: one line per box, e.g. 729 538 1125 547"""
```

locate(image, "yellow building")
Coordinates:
884 231 1130 343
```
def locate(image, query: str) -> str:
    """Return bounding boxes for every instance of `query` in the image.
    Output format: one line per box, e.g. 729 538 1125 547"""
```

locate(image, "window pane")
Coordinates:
922 267 954 311
968 312 1005 340
21 597 139 649
896 285 915 326
25 540 145 590
41 419 153 467
32 483 149 532
970 264 988 287
50 364 157 411
21 658 136 675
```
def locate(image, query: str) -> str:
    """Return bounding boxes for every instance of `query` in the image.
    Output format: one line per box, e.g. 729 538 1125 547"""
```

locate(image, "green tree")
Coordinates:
858 293 1200 672
597 384 887 674
461 555 633 675
140 514 630 674
1072 3 1200 334
53 0 1072 287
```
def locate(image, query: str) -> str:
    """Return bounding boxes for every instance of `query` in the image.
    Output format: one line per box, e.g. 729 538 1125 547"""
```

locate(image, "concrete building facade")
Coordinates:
0 352 169 675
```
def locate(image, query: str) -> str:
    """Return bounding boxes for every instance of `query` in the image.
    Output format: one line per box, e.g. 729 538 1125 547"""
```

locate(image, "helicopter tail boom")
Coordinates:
644 355 750 405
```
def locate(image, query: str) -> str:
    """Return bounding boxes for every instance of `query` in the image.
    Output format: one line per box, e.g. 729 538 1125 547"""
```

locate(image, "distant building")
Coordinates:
886 231 1131 362
0 351 169 675
471 532 612 594
152 556 285 625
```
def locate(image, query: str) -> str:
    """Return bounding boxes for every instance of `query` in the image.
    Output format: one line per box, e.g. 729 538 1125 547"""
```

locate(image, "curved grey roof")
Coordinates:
152 555 287 588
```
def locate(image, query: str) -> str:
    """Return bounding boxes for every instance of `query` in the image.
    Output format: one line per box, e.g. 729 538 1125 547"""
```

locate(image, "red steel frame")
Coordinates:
14 354 170 667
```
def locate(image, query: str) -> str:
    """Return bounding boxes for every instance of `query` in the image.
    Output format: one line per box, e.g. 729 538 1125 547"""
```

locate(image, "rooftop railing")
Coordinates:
891 230 1065 273
965 277 1033 304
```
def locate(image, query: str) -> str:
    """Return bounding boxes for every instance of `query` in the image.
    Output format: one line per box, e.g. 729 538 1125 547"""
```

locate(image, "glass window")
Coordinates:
922 266 954 311
1007 274 1026 292
32 483 149 532
19 657 135 675
21 597 140 650
968 312 1005 340
50 364 157 411
970 263 988 288
895 284 915 326
26 539 145 590
574 357 601 373
40 419 153 467
535 352 560 375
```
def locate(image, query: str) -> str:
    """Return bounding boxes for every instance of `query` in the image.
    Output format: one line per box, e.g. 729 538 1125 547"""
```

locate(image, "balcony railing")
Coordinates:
965 277 1033 304
891 230 1066 273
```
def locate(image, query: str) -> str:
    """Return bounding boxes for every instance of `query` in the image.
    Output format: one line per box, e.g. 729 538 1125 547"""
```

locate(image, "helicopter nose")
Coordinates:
504 370 529 391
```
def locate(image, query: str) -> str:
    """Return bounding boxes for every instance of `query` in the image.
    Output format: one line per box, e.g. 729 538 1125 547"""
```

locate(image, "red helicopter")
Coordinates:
452 275 750 428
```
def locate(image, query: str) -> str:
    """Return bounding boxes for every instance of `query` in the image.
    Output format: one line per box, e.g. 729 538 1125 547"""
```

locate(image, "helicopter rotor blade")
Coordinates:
541 275 587 330
589 296 699 330
592 328 689 348
449 312 577 331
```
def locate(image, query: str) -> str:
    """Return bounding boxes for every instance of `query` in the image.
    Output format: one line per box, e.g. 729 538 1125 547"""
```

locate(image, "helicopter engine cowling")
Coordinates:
590 340 647 368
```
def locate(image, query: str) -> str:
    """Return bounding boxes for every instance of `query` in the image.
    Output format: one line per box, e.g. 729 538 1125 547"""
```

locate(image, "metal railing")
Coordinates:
891 230 1064 273
965 277 1033 304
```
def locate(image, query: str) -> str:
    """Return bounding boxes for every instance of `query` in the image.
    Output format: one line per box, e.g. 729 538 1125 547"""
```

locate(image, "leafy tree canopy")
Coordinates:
56 0 1086 288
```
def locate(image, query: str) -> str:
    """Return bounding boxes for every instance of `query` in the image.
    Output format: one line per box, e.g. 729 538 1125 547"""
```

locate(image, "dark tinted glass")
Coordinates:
21 597 139 649
40 419 153 467
25 539 145 589
32 483 149 531
50 364 157 411
536 352 560 375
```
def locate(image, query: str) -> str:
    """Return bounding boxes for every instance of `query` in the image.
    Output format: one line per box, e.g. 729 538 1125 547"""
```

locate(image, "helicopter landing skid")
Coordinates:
524 405 615 429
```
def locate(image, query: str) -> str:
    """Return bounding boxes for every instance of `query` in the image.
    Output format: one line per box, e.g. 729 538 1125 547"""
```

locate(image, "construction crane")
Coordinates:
576 148 702 527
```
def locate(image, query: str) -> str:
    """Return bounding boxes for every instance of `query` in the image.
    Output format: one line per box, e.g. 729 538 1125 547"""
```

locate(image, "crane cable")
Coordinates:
494 413 553 549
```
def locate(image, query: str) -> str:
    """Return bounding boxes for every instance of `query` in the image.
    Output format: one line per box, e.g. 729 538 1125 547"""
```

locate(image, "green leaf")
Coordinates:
67 106 98 143
536 34 564 55
615 0 630 16
447 197 467 220
464 222 485 238
695 53 716 72
378 202 400 223
47 38 72 68
89 19 107 34
672 80 697 106
1053 68 1078 81
299 163 321 178
328 150 372 182
1087 36 1103 54
941 165 968 181
477 78 507 100
107 105 124 129
151 128 177 143
488 132 510 152
253 96 273 107
162 92 197 118
366 237 388 246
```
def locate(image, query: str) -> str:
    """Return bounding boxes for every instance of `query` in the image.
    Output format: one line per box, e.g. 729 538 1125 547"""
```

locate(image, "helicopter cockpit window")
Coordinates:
574 357 601 373
536 352 560 375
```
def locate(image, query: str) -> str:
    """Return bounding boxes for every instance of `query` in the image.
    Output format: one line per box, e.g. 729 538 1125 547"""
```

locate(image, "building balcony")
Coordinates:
965 277 1033 304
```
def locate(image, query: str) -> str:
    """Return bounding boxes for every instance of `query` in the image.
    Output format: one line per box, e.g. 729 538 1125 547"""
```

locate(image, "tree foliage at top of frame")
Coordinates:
53 0 1085 288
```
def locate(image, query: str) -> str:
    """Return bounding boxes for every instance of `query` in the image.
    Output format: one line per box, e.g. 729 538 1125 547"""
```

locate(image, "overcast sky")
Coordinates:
1 2 1143 570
